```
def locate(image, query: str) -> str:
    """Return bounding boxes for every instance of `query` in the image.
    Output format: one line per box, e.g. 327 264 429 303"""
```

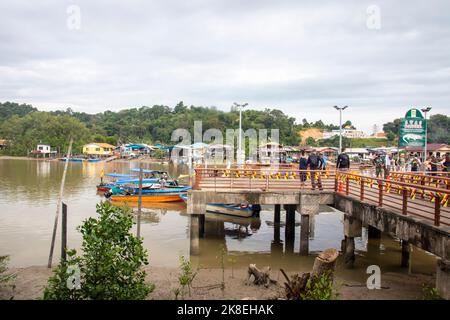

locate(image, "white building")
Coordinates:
322 129 368 139
31 144 56 158
37 144 51 154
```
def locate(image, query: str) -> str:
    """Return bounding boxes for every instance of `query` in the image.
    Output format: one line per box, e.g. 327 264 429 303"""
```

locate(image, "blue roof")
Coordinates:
105 173 137 178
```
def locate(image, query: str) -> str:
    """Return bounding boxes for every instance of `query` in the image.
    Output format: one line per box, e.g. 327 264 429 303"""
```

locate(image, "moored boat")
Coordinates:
109 193 185 203
105 185 190 203
179 194 261 218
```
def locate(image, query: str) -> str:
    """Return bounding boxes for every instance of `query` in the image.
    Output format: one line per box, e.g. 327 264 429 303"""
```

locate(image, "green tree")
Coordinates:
43 202 154 300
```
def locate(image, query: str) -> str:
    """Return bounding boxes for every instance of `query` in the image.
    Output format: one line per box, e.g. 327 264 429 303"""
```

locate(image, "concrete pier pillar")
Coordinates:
344 215 362 238
274 204 281 224
343 236 355 268
343 215 360 269
436 259 450 300
401 240 410 268
189 214 205 256
285 205 296 254
271 222 283 257
368 225 381 239
300 214 310 256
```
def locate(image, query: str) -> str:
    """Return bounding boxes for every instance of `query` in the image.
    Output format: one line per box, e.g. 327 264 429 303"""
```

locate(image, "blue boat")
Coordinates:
87 158 102 163
179 194 260 218
59 157 85 162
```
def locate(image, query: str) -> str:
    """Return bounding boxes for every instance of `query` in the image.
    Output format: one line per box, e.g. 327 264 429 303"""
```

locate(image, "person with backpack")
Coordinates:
410 155 421 172
442 154 450 176
299 151 308 185
307 150 324 190
336 152 350 170
373 153 385 178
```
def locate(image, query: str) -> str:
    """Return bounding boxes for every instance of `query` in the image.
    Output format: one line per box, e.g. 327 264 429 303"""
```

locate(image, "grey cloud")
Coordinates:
0 0 449 133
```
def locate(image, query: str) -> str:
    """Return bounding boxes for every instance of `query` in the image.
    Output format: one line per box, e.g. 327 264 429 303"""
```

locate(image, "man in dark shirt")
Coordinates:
307 150 324 190
299 151 308 184
336 152 350 170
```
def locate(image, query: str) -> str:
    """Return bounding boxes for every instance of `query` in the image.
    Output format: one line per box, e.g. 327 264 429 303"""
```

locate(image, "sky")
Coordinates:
0 0 449 133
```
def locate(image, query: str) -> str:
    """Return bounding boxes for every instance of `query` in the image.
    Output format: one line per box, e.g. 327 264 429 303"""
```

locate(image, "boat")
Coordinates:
59 157 85 162
179 194 261 218
87 158 102 163
105 185 191 203
109 193 185 203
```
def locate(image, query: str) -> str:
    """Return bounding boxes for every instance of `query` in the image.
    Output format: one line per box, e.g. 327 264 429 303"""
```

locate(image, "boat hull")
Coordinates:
206 204 254 218
110 194 184 203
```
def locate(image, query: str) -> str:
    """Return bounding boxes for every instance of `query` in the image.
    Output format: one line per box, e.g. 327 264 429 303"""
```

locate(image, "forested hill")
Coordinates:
0 101 342 155
0 101 448 155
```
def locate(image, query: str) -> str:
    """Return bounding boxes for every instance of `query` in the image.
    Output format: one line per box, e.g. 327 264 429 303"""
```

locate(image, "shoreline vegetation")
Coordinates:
1 102 448 157
1 265 434 300
0 155 166 164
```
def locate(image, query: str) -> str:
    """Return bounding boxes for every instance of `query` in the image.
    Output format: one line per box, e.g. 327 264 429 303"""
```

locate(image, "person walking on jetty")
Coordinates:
299 151 308 185
409 155 421 172
442 154 450 176
384 153 391 179
373 153 385 178
307 150 324 190
336 152 350 170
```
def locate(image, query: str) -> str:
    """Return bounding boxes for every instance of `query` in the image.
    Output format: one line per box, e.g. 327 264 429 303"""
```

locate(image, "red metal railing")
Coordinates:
335 171 450 227
194 167 336 192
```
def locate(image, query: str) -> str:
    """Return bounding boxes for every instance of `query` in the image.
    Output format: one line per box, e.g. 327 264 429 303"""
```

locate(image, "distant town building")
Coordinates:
321 128 367 139
371 132 387 139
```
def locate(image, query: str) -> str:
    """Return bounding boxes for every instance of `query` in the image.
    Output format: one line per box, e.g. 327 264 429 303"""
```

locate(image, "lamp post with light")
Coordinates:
421 107 432 164
334 105 348 154
233 102 248 165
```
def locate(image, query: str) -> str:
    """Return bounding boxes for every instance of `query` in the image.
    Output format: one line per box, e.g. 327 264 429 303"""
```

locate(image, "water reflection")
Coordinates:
0 159 439 282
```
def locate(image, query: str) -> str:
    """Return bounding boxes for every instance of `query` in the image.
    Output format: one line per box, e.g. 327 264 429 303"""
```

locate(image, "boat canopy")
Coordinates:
130 168 168 174
115 178 160 185
105 173 138 178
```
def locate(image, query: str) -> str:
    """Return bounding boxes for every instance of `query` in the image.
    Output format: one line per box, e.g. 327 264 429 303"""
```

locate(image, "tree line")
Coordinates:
0 101 447 155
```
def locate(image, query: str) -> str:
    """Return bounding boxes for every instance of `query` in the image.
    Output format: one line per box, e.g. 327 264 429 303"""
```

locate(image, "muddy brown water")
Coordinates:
0 158 437 284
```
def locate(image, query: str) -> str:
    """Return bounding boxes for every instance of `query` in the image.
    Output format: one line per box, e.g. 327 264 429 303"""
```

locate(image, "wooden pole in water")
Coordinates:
137 161 143 238
47 137 73 268
61 202 67 262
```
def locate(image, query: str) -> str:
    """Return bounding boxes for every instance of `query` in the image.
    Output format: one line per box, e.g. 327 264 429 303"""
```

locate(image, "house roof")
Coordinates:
344 148 370 154
84 143 115 149
404 144 450 152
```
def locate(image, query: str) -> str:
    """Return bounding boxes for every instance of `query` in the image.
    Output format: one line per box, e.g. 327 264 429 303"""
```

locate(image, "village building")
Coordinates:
82 143 116 157
0 139 7 150
404 143 450 158
30 144 57 158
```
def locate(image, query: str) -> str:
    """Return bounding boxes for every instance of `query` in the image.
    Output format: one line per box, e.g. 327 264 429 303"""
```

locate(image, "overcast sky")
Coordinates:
0 0 449 133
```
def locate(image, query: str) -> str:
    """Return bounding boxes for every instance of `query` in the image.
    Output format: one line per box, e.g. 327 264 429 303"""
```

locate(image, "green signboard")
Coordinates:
399 108 426 147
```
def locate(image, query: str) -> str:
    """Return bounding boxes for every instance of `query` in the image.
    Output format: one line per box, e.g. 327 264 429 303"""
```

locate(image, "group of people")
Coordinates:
376 153 450 176
298 150 351 190
297 150 449 190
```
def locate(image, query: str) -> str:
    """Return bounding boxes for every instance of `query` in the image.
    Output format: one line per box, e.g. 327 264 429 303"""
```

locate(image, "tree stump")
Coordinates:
247 264 275 287
281 248 339 299
311 248 339 281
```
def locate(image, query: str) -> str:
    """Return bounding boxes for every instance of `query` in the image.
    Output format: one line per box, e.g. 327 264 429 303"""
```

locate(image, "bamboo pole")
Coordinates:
47 137 73 268
61 202 67 262
137 161 143 238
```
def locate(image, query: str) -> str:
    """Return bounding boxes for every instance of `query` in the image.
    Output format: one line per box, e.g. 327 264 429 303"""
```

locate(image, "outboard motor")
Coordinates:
104 191 112 199
251 204 262 217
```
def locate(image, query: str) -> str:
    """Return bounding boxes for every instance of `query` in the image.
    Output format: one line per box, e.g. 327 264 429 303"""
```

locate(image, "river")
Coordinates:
0 158 437 283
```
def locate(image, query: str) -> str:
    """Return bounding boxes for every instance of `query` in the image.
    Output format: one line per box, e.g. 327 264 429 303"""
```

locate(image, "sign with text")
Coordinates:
399 108 426 147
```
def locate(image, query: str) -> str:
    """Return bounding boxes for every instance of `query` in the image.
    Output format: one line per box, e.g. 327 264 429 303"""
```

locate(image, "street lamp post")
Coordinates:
421 107 432 164
334 106 348 154
233 102 248 165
